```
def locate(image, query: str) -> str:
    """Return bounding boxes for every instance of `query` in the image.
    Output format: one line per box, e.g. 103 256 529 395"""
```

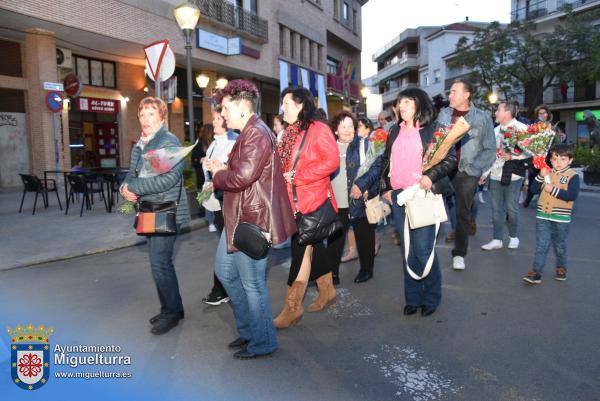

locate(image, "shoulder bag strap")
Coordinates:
290 124 310 214
402 213 439 281
234 132 276 237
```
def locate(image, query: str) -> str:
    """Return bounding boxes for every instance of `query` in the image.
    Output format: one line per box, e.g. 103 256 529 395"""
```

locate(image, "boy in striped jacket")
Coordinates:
523 144 580 284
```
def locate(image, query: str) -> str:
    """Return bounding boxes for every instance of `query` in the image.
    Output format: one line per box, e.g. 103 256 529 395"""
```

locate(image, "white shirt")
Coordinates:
488 118 529 181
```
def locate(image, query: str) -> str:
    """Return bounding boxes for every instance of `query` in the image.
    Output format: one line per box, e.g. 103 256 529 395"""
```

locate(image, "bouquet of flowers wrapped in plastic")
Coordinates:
117 139 198 214
517 122 556 170
354 128 389 182
500 125 528 156
422 116 470 171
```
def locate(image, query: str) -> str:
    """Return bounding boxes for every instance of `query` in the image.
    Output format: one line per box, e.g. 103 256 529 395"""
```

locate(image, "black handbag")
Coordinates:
232 136 275 259
291 125 342 246
134 174 182 236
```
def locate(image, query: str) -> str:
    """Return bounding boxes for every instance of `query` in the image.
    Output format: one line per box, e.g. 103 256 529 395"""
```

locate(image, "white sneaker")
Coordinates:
482 239 503 251
208 224 217 232
478 192 485 203
508 237 520 249
453 256 465 270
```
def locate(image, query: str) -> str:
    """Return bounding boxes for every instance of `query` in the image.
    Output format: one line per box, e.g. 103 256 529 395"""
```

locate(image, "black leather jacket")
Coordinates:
380 122 457 197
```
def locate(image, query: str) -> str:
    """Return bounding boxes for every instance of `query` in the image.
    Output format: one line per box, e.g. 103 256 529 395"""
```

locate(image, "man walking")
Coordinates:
481 101 529 251
436 79 496 270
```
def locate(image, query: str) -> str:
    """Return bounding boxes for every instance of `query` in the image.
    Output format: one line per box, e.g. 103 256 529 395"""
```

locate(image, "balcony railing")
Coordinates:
557 0 600 10
194 0 268 42
327 74 360 98
371 55 419 85
511 0 548 21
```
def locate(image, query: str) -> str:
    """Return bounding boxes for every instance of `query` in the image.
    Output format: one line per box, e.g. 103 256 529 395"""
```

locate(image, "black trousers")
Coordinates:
209 210 228 297
352 216 376 275
329 208 350 277
452 171 479 257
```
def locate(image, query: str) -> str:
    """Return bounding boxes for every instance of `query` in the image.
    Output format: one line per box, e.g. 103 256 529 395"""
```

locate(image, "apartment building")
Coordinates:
511 0 600 141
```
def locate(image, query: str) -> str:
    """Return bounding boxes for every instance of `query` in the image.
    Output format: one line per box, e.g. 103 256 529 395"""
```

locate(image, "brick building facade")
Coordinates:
0 0 367 188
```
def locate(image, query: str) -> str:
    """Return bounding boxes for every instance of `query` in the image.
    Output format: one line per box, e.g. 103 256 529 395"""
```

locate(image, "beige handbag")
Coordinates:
402 189 447 280
364 193 391 224
404 190 447 229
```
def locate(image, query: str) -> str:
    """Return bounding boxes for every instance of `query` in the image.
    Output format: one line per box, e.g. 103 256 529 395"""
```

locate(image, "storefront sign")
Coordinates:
196 29 241 56
76 97 119 114
63 73 82 97
43 82 64 91
45 91 64 113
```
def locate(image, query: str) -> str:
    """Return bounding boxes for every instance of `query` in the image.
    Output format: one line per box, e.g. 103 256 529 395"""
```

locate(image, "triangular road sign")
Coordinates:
144 40 169 81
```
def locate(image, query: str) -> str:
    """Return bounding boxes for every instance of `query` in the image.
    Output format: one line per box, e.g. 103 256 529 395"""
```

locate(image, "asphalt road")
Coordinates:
2 191 600 401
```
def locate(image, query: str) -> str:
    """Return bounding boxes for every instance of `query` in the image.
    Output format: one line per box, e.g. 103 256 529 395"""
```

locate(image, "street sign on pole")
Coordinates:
145 40 175 98
45 91 64 113
43 82 64 91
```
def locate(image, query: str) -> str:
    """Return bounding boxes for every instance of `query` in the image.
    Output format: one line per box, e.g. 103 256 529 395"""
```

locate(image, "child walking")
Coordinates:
523 144 580 284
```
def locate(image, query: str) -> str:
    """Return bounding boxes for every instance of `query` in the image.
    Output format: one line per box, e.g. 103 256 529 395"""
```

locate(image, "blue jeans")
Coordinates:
147 233 184 318
489 178 522 239
533 218 570 275
392 190 442 308
215 232 277 355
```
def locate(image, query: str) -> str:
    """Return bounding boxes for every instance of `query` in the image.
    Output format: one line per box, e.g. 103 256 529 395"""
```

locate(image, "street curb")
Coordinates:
0 219 208 272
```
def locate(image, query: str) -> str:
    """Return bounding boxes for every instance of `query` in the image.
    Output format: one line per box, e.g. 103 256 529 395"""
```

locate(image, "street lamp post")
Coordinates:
174 2 200 141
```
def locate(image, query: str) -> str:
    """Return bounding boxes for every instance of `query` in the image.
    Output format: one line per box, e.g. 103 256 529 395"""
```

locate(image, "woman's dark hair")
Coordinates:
199 123 214 150
534 104 553 122
396 87 437 127
358 117 374 132
280 86 320 130
330 111 357 134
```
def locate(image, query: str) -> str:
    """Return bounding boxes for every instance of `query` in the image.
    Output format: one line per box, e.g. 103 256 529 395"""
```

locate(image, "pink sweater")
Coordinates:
390 122 423 190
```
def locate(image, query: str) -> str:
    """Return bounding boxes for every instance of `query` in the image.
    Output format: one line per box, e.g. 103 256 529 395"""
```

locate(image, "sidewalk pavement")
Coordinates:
0 189 206 271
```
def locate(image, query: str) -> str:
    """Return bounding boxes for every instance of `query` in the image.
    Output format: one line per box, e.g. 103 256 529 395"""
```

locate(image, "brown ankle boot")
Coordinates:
273 281 307 329
307 273 336 313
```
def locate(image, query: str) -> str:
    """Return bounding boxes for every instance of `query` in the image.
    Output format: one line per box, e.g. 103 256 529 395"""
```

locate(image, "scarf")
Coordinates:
278 121 303 172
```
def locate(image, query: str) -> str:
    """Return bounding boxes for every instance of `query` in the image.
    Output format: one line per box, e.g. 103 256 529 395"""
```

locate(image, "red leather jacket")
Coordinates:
286 121 339 214
212 115 297 252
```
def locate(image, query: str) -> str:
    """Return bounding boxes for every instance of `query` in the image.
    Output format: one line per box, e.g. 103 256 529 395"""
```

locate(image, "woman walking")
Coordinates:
207 80 296 359
380 88 456 317
120 97 190 335
200 105 238 306
273 86 340 329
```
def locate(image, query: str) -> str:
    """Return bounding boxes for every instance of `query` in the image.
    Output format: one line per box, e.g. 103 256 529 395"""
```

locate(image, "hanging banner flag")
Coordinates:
290 64 299 87
309 71 317 97
300 68 310 91
317 74 328 118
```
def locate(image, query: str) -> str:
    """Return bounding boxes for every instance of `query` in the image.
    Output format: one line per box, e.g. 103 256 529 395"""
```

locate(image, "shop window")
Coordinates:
74 55 116 88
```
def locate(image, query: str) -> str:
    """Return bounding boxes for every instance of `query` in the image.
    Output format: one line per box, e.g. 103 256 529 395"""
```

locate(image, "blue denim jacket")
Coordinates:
436 106 496 178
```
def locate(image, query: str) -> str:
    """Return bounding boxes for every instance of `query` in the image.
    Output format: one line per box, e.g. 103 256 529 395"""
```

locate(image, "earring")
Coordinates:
241 112 245 118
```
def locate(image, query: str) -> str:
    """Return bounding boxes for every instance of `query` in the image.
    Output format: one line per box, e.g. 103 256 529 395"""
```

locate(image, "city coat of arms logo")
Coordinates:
7 324 54 390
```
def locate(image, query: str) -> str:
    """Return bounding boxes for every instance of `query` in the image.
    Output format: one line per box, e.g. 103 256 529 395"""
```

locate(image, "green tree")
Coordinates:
450 9 600 114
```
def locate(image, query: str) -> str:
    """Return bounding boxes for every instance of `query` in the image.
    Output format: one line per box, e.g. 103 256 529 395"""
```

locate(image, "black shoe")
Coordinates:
149 310 184 325
332 274 340 286
233 349 274 360
421 306 437 317
150 317 180 335
228 337 250 350
403 305 418 315
202 293 230 306
354 271 373 283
